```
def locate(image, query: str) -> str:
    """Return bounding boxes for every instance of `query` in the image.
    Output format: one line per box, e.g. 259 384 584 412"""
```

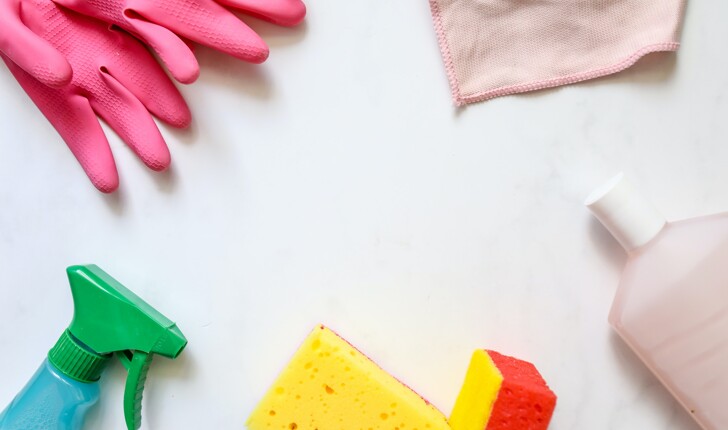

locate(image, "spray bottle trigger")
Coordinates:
117 350 153 430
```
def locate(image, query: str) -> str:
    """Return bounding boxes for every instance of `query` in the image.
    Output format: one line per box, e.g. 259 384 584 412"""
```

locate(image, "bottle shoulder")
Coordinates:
612 213 728 327
624 213 728 271
42 360 99 399
0 360 99 430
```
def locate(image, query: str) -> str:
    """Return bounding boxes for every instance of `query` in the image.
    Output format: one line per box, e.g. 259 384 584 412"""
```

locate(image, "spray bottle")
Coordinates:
0 264 187 430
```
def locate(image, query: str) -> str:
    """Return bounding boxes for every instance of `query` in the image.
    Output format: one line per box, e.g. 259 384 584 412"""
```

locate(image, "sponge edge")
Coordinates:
449 350 504 430
449 350 557 430
246 324 451 430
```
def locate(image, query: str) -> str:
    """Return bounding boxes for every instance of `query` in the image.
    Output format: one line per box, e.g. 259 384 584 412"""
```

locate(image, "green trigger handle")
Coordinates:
119 351 154 430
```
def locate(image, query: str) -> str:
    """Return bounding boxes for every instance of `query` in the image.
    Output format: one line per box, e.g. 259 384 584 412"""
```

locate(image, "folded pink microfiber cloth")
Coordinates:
430 0 687 106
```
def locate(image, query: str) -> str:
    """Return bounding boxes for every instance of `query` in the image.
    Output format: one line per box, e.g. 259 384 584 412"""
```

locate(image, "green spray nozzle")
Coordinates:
48 265 187 430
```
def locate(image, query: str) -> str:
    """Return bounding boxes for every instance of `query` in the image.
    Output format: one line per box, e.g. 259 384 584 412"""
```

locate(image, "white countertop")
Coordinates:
0 1 725 429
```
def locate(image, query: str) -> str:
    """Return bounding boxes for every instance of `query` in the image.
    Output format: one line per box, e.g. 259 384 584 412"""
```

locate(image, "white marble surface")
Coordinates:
0 1 725 429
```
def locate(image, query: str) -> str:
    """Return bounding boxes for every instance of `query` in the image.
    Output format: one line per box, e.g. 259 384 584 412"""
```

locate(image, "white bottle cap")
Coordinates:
585 173 666 252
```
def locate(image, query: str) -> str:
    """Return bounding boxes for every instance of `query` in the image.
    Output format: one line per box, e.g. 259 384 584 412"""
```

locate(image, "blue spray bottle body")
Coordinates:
0 359 99 430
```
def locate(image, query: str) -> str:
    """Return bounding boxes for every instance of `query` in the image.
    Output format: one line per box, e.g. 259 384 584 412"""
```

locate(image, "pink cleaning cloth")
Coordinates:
430 0 687 106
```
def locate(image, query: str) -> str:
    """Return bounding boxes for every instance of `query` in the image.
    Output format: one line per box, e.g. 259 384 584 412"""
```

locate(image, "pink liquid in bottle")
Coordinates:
587 173 728 430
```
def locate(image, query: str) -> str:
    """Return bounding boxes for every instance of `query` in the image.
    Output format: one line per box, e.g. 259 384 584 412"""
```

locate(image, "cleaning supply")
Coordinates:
0 0 191 193
450 350 556 430
429 0 686 106
246 324 451 430
0 265 187 430
586 173 728 430
54 0 307 84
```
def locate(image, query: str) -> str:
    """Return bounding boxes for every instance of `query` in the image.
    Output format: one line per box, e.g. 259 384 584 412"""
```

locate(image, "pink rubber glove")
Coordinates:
0 0 191 193
55 0 307 84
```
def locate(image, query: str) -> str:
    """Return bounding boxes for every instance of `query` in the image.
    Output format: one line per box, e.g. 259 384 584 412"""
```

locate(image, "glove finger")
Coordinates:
106 30 192 128
129 0 269 63
0 0 72 87
1 54 119 192
51 0 200 83
121 12 200 84
91 69 172 172
216 0 306 27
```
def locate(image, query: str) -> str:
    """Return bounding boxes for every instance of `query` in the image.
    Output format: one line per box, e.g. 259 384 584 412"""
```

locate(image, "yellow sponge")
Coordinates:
246 325 450 430
448 350 503 430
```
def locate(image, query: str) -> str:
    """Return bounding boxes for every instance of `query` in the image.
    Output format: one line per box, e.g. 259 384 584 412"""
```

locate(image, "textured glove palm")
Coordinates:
0 0 191 192
56 0 307 84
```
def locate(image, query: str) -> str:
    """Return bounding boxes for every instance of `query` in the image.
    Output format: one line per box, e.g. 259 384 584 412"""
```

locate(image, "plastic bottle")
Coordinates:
0 265 187 430
0 359 99 429
586 173 728 430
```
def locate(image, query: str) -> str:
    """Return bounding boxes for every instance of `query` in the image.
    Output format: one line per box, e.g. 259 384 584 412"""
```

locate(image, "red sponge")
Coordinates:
450 349 556 430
